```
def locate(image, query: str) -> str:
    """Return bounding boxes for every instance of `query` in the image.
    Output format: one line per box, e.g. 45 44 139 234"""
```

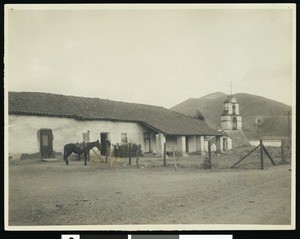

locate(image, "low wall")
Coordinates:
249 140 282 147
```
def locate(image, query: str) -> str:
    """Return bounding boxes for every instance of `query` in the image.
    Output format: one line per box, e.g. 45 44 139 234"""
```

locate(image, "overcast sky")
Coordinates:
5 4 295 108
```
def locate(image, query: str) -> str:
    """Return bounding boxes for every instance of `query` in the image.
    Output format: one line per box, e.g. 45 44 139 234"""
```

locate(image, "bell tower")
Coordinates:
220 83 249 148
221 84 242 130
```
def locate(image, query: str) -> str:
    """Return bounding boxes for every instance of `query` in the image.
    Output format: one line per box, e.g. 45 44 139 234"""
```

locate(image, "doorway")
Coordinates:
100 132 110 156
223 138 228 151
143 132 152 153
38 129 53 158
185 136 189 153
232 117 237 130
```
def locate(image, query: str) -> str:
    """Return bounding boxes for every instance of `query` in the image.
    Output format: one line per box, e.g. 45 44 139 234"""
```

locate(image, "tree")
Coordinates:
194 110 206 121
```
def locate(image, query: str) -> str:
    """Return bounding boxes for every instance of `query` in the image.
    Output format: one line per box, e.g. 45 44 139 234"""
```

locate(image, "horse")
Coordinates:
64 140 101 166
63 143 84 164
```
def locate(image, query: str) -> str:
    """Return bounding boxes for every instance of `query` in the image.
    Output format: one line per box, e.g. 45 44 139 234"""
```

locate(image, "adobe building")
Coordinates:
8 91 227 160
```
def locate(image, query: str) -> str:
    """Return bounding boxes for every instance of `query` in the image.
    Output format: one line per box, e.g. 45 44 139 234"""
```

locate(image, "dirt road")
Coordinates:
8 156 292 227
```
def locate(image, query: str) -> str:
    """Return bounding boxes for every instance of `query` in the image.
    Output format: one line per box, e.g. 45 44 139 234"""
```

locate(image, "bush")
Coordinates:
201 157 212 169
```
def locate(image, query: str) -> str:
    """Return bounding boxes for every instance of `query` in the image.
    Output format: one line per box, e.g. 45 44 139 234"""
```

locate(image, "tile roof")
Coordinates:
223 130 250 147
8 91 223 136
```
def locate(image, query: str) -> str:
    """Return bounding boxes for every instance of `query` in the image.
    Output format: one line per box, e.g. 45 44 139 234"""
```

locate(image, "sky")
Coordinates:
5 4 295 108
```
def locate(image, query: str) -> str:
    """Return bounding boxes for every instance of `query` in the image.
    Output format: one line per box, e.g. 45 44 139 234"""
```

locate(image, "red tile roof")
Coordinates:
9 91 223 136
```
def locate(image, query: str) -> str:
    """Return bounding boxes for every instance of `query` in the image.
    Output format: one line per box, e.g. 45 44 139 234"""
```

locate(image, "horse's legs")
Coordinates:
65 153 70 165
84 152 87 166
64 154 69 165
64 149 71 166
63 148 67 165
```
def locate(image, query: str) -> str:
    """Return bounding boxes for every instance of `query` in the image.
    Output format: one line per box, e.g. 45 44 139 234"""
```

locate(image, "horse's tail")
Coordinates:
63 145 67 160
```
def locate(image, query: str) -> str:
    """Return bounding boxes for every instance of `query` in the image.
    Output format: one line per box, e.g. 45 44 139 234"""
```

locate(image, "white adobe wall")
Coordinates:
221 115 243 130
228 103 233 114
235 104 240 115
249 140 282 147
227 137 233 150
177 136 187 156
8 115 152 156
221 116 232 130
215 136 222 151
187 135 197 153
204 140 217 153
167 135 205 155
236 116 243 130
155 133 166 156
166 135 178 152
196 136 205 154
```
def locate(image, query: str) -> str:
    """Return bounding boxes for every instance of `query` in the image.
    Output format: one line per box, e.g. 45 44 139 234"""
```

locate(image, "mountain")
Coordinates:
170 92 292 139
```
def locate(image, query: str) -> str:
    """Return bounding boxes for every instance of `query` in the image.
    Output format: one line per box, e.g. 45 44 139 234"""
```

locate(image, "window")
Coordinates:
121 133 128 144
232 105 236 114
82 131 90 142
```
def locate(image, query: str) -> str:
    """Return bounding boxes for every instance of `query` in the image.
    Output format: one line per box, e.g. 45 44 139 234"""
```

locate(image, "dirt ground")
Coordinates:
8 146 292 227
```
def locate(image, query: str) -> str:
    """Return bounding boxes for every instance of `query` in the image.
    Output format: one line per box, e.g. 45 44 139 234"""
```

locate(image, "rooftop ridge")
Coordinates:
9 91 167 109
9 91 223 136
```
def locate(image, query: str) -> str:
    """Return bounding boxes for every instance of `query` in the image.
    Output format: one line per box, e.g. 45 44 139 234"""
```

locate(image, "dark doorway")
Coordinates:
100 132 109 156
143 132 152 153
185 136 189 153
233 116 237 130
38 129 53 158
223 138 228 151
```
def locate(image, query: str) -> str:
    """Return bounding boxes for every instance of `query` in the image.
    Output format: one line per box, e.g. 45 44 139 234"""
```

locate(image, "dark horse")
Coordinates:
64 140 101 166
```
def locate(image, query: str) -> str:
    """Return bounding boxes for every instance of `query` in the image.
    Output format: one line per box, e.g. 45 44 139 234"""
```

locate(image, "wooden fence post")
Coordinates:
173 148 177 171
163 142 166 166
105 143 108 163
129 143 132 165
260 139 264 170
281 139 285 163
208 141 212 165
136 146 139 169
109 147 112 167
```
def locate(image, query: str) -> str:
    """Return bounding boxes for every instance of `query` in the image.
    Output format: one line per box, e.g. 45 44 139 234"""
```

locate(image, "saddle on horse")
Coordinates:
75 142 86 152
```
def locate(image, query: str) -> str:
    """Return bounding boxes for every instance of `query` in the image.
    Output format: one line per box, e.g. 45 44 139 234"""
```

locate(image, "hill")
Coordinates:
171 92 292 139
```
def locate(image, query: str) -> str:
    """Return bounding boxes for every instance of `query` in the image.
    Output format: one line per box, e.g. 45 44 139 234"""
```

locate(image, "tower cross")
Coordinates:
229 82 234 95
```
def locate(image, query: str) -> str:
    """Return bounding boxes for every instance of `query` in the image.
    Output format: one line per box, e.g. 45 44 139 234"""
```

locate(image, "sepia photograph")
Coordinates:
4 4 296 231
